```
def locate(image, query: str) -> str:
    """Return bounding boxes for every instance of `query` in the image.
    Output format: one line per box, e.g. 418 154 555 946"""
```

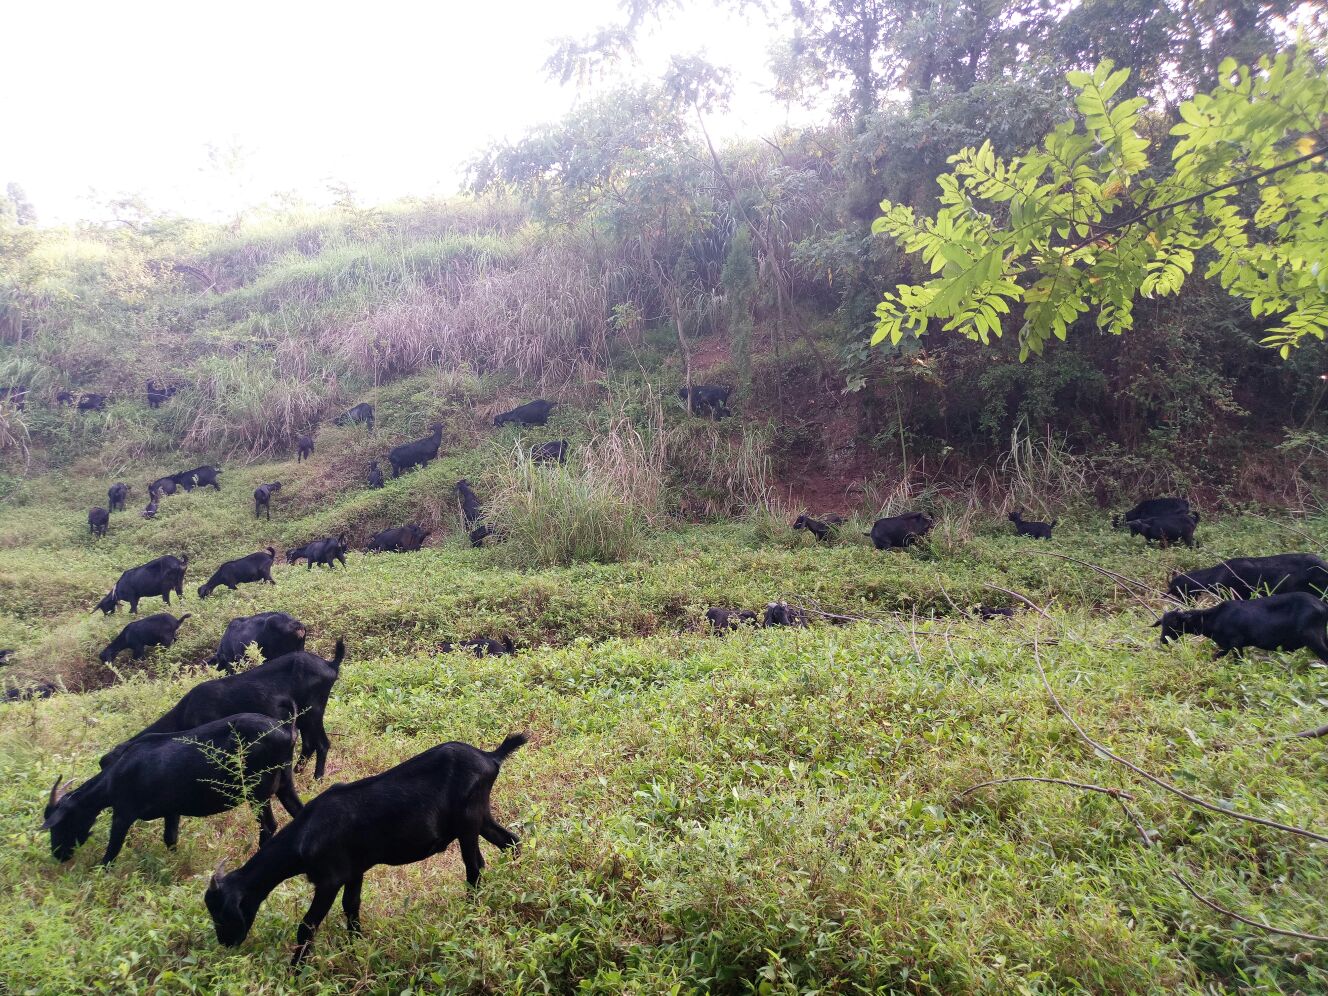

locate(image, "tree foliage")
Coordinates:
872 48 1328 358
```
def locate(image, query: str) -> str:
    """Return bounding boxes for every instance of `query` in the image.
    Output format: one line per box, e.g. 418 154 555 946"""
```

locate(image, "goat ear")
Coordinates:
211 858 228 887
1151 618 1162 627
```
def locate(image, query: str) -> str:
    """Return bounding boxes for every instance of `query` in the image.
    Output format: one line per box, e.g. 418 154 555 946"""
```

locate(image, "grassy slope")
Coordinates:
2 424 1328 992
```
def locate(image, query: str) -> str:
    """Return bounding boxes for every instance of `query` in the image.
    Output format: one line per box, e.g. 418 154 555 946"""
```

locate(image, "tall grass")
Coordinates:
485 452 652 567
998 419 1089 517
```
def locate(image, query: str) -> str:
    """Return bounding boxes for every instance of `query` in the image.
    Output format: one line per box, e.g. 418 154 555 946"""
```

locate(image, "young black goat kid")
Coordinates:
205 733 527 964
1008 511 1056 540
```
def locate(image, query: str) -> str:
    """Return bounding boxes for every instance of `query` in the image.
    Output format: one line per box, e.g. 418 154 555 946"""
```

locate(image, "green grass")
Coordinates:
3 436 1328 992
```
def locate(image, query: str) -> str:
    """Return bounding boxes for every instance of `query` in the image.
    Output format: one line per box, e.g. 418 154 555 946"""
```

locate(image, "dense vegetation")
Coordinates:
3 0 1328 991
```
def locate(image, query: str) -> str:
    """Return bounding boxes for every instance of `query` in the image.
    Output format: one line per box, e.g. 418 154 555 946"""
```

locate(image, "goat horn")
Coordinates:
48 775 64 806
211 858 228 885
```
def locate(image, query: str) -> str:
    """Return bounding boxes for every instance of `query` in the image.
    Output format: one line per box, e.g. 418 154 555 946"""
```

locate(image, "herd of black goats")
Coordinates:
6 379 1328 966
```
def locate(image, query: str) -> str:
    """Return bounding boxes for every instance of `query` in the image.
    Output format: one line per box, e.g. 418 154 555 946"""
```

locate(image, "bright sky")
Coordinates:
3 0 803 225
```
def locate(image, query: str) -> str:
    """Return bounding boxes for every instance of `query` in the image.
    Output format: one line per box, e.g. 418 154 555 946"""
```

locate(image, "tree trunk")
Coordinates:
672 291 693 414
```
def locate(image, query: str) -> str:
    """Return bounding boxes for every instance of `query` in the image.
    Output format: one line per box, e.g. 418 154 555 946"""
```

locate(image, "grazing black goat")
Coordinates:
4 681 56 702
148 474 179 497
367 461 384 489
145 379 174 409
77 393 107 413
140 492 160 519
494 399 554 427
287 535 349 570
0 648 14 665
207 612 307 673
1113 497 1190 529
866 512 934 550
366 524 431 553
531 440 568 465
184 465 223 491
706 607 758 630
456 479 482 527
1129 512 1199 549
1008 511 1056 539
792 514 844 542
88 507 109 538
43 713 303 866
173 469 198 491
763 601 808 628
1155 593 1328 661
56 390 75 406
205 733 526 964
976 605 1016 620
99 612 190 664
107 482 131 512
254 482 282 520
1167 554 1328 602
94 555 188 615
468 525 494 548
389 424 444 477
440 636 516 657
0 385 28 409
678 385 732 419
334 403 374 430
199 549 277 598
296 435 315 462
102 639 345 778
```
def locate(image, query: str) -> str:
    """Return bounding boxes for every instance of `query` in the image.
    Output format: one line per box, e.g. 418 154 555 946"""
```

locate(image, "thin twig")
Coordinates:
1171 871 1328 943
1025 616 1328 845
1019 549 1174 609
955 776 1135 802
983 583 1055 621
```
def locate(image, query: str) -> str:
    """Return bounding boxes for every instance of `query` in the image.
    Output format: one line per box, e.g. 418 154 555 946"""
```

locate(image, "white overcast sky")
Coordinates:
3 0 805 224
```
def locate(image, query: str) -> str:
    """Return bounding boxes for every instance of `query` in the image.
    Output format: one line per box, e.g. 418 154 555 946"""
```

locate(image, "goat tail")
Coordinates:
490 732 529 762
330 638 346 669
266 546 276 558
176 613 192 624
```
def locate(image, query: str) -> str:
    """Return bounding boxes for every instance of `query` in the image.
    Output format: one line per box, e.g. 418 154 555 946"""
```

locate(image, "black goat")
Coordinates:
99 612 191 664
366 525 431 553
173 469 198 491
334 403 374 430
1168 553 1328 602
0 649 14 665
94 555 189 615
706 607 758 630
1130 512 1199 549
494 399 554 427
140 493 160 520
1113 497 1190 529
763 601 808 628
199 549 278 598
468 524 494 548
56 390 75 406
103 639 345 778
792 514 844 542
145 379 172 409
1155 593 1328 661
88 507 109 538
440 636 516 657
0 385 28 410
531 440 568 465
148 474 179 497
976 605 1017 621
205 733 526 964
43 713 303 866
1008 511 1056 539
367 461 384 489
296 435 315 462
866 512 934 550
184 465 223 491
77 393 107 413
207 612 307 673
4 681 56 702
456 479 482 526
678 385 732 419
389 423 444 477
287 535 349 570
107 482 131 512
254 482 282 520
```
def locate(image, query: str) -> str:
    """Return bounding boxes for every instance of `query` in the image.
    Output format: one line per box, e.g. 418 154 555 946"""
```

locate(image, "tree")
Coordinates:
5 184 36 226
871 49 1328 359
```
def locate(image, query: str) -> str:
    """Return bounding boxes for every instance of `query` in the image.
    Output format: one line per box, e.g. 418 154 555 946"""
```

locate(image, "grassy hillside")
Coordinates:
3 393 1328 991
